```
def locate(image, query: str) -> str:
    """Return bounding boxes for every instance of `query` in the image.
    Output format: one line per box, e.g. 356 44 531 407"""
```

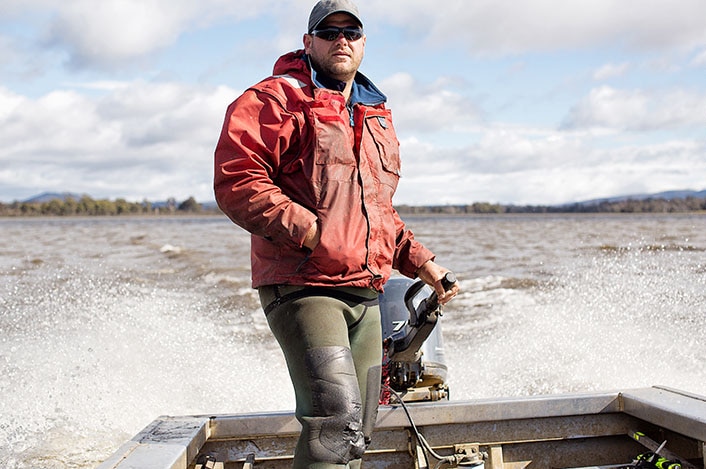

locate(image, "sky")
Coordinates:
1 0 705 206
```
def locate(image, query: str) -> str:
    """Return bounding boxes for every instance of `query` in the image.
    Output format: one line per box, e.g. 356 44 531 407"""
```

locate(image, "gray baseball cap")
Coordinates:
307 0 363 33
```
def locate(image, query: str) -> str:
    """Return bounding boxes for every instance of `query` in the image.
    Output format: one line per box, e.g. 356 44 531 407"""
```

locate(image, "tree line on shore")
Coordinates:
0 195 207 217
1 194 705 217
396 196 706 214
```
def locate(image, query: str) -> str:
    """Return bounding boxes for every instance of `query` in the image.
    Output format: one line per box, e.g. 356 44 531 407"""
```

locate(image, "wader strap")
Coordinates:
263 286 379 317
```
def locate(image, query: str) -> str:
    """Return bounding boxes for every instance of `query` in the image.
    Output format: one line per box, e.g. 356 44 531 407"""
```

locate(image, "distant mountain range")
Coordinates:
23 192 89 203
14 189 706 208
566 189 706 207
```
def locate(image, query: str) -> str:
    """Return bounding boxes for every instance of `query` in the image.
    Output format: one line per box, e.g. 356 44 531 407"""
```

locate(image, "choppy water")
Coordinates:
1 213 705 468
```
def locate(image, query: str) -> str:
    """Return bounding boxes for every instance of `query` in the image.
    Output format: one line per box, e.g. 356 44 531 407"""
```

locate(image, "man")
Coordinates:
214 1 459 467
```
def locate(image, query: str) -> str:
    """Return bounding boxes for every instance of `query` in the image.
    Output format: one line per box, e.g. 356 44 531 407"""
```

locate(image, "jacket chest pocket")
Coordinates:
301 102 357 210
310 101 356 168
363 110 401 189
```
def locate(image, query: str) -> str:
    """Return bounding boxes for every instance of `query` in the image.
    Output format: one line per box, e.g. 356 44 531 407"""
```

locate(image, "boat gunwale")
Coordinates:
206 388 623 440
96 386 706 469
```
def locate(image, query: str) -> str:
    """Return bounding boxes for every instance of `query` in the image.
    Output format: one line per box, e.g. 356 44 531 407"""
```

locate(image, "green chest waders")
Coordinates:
259 285 382 468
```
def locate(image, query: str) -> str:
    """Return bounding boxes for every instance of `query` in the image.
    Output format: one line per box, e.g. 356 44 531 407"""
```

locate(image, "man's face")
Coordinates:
303 13 366 83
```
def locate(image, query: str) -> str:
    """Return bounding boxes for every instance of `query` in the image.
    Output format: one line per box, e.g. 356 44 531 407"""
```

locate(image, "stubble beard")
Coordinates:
310 51 360 83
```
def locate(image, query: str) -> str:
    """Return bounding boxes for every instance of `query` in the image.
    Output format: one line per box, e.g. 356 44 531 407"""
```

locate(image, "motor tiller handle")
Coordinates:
388 272 457 362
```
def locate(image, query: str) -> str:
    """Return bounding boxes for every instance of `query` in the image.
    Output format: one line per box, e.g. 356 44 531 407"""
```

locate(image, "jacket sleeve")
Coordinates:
391 207 435 278
214 88 317 248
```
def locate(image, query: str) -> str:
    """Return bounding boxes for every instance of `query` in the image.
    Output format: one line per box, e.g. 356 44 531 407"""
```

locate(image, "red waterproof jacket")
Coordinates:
214 50 434 291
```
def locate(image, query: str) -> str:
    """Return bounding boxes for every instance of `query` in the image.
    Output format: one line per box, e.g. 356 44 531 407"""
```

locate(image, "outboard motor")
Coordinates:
379 273 455 403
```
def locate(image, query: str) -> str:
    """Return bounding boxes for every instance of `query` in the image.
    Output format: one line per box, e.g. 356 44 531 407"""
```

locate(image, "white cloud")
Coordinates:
66 81 132 92
380 72 482 133
367 0 706 55
0 87 25 121
593 62 630 81
394 118 706 205
7 0 299 69
44 0 199 67
0 82 237 201
562 87 648 131
562 86 706 131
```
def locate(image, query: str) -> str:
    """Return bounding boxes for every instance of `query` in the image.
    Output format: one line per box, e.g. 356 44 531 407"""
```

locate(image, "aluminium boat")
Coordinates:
97 385 706 468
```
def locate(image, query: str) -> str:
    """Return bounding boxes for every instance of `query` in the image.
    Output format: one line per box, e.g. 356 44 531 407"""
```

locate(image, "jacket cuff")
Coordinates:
396 244 435 279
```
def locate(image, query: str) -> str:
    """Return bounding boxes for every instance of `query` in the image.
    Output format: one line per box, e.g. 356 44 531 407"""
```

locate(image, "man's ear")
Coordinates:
303 34 313 53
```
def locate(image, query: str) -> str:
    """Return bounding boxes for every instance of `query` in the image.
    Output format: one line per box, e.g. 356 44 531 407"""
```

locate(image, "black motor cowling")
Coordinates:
379 277 449 402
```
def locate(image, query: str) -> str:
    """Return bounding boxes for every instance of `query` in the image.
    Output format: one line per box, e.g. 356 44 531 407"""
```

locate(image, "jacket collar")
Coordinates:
347 70 387 107
273 50 386 107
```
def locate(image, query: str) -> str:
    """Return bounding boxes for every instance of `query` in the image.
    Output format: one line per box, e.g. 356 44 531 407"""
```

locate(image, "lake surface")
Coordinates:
1 213 705 468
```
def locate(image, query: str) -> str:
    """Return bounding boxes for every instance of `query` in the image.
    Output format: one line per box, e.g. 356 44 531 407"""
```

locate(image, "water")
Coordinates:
1 214 705 468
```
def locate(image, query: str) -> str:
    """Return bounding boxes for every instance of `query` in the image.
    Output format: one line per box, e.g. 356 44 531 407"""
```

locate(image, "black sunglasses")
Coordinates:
311 26 364 42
